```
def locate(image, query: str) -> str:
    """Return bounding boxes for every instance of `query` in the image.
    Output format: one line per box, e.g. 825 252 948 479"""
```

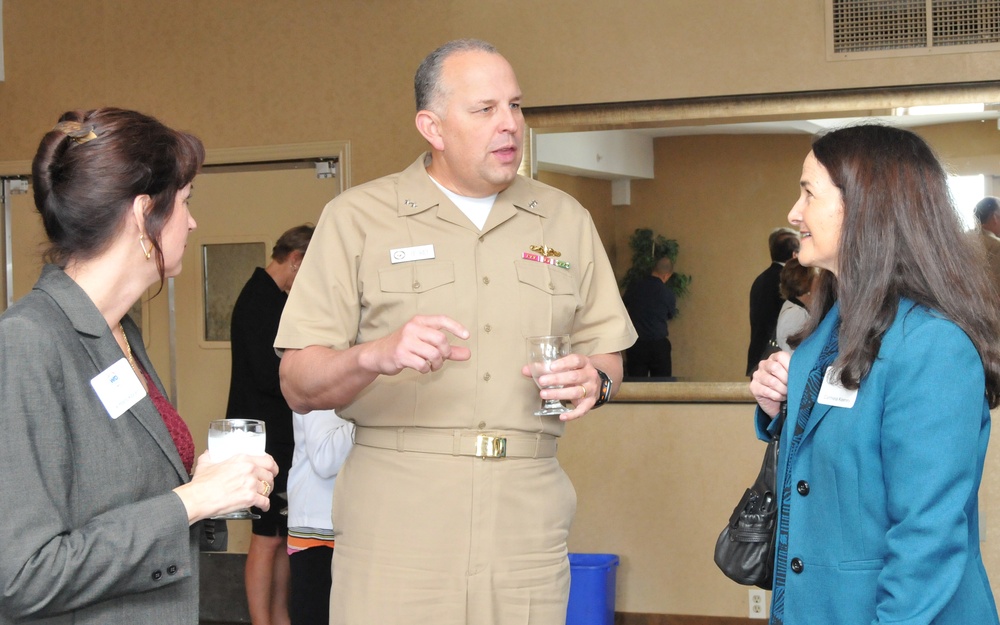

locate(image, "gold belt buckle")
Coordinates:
475 434 506 459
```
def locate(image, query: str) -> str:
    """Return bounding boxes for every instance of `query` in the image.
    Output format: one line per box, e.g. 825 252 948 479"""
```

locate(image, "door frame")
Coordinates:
0 140 351 402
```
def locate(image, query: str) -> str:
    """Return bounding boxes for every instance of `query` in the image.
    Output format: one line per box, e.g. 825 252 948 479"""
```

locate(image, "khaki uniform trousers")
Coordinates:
330 442 576 625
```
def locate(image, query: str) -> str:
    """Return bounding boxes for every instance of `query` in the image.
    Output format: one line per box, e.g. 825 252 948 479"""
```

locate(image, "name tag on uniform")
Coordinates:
817 366 858 409
389 244 435 264
91 358 147 419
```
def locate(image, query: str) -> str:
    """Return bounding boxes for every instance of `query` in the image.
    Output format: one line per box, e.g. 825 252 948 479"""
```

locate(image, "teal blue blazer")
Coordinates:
756 299 999 624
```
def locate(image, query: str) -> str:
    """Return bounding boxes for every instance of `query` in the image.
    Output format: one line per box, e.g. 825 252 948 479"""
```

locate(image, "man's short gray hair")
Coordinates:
414 39 499 114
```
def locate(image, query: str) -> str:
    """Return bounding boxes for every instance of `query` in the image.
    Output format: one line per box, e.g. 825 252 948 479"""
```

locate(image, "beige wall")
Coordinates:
3 1 1000 618
562 401 1000 615
537 170 619 266
3 0 999 180
622 133 814 381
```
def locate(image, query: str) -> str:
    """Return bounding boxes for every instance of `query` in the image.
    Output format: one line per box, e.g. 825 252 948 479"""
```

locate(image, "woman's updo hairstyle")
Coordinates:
31 107 205 281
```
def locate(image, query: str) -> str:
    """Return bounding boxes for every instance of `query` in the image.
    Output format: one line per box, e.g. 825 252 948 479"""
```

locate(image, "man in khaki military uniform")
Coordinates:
275 39 636 625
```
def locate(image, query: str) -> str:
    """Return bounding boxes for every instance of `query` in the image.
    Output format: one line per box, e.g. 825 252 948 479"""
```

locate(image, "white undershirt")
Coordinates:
429 176 497 231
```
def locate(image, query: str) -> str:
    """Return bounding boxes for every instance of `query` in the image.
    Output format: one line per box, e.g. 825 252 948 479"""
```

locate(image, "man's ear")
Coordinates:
415 110 445 152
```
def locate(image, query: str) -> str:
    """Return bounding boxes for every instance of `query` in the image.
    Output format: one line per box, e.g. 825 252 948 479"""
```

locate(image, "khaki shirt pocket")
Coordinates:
515 260 580 337
375 261 456 329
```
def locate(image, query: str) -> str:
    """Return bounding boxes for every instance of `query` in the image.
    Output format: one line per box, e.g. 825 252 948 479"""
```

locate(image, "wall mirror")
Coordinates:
202 241 267 343
524 81 1000 403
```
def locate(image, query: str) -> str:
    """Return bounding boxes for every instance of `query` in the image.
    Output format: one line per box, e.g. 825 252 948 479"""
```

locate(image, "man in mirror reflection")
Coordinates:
974 196 1000 297
274 39 635 625
623 255 677 378
746 227 799 375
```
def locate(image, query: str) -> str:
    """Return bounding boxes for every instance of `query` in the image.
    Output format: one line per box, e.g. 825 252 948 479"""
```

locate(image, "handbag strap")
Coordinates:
773 401 787 439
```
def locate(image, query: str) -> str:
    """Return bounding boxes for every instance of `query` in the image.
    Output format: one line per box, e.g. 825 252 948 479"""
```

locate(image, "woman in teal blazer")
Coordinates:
751 124 1000 624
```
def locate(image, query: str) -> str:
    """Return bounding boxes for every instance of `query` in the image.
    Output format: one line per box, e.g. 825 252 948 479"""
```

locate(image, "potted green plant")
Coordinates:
620 228 692 307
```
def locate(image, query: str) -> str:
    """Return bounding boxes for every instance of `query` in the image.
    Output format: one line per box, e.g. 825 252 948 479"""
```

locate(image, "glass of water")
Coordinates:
207 418 266 519
526 335 572 416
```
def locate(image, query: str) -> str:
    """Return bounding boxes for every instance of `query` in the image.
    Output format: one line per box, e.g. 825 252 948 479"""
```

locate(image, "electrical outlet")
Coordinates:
749 588 767 619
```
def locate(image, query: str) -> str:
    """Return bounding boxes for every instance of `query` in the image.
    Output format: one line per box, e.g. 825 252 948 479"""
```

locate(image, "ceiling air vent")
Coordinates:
828 0 1000 59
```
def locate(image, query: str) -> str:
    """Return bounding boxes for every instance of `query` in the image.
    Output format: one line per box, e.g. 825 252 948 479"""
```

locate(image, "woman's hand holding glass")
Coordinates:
206 419 269 519
172 433 278 525
750 350 792 418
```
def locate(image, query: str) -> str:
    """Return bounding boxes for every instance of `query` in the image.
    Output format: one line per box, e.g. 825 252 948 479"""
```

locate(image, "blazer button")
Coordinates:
796 480 810 496
167 565 178 575
790 558 804 574
151 570 163 581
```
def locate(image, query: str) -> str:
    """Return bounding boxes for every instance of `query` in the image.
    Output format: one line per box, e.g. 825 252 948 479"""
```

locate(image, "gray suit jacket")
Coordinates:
0 265 199 625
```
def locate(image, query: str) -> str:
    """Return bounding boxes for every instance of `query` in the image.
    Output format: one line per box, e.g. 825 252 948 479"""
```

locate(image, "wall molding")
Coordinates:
617 613 760 625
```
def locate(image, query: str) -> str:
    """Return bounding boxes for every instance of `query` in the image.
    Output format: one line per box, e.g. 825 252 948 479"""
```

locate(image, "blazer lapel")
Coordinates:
36 266 190 482
788 302 841 440
121 316 191 482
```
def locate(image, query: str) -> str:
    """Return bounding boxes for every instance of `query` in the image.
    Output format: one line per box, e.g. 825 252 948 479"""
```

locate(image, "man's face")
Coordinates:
428 50 524 197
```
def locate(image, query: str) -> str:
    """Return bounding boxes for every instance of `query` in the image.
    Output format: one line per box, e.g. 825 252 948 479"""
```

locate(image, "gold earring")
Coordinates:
139 234 152 260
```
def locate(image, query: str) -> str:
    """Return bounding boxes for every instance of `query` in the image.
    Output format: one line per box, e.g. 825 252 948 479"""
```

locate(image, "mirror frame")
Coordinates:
523 80 1000 403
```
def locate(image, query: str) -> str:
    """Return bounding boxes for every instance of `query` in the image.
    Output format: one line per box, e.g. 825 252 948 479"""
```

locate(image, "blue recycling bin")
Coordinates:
566 553 619 625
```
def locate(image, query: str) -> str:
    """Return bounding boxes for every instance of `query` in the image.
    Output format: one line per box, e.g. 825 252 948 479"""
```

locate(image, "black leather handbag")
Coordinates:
713 404 785 590
199 518 229 552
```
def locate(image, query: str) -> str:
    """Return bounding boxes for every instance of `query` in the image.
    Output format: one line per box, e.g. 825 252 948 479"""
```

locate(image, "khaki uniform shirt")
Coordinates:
275 154 636 437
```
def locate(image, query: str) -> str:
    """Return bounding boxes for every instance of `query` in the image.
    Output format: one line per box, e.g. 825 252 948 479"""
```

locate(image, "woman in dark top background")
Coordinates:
227 224 314 625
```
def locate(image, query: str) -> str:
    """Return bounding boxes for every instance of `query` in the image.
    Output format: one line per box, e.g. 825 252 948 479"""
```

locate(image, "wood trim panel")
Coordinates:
616 614 759 625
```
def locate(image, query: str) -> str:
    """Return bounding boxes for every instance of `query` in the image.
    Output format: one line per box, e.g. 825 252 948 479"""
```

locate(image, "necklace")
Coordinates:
119 323 138 371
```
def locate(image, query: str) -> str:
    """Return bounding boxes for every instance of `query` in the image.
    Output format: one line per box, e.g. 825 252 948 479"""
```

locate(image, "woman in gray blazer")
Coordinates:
0 108 279 625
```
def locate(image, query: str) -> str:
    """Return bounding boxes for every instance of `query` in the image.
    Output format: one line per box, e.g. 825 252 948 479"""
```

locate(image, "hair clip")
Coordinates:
52 121 98 145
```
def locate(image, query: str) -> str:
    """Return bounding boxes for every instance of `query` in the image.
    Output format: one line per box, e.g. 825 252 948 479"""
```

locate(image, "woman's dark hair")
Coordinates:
31 107 205 284
778 258 813 301
271 224 315 262
790 123 1000 407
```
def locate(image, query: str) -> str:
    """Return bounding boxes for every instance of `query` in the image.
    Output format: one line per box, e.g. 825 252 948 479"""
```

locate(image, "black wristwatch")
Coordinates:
593 369 613 408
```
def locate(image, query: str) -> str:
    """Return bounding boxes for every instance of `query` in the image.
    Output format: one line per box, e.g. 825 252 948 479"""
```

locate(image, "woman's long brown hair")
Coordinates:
789 124 1000 408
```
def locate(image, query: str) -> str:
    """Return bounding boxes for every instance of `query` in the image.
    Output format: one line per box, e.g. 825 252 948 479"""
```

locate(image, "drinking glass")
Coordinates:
526 335 572 416
207 418 267 520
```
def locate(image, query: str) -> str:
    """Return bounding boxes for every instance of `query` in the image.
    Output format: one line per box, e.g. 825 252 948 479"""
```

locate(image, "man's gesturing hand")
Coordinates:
360 315 472 375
